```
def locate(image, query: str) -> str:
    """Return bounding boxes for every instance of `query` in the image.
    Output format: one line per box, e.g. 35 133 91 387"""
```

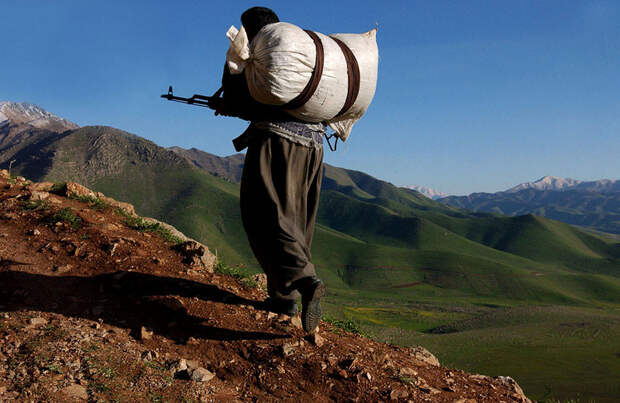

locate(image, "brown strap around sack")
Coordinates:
283 30 324 110
331 37 361 117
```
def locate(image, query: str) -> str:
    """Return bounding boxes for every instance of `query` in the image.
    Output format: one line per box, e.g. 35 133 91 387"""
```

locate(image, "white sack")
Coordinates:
225 22 378 141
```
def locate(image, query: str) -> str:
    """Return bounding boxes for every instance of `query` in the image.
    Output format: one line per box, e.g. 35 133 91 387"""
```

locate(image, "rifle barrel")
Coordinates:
160 93 212 108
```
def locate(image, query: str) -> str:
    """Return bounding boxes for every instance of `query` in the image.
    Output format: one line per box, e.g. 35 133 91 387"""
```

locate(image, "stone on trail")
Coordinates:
309 332 325 347
290 315 302 329
66 182 96 198
27 182 55 192
410 346 440 366
496 376 531 402
54 264 72 274
251 273 267 288
168 358 188 374
190 367 215 382
389 388 408 400
281 343 296 356
174 240 216 271
140 326 153 340
28 317 48 327
399 367 417 377
62 384 88 400
29 191 49 201
141 350 159 361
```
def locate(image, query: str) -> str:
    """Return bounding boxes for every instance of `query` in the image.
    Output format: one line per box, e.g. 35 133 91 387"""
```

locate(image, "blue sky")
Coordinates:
2 0 619 195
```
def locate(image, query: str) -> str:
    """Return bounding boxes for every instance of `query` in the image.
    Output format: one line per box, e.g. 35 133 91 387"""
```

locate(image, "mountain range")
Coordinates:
1 101 619 401
505 175 619 193
439 176 620 234
401 185 448 200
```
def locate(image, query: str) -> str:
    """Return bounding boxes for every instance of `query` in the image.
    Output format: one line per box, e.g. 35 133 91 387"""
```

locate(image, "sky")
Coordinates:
2 0 619 195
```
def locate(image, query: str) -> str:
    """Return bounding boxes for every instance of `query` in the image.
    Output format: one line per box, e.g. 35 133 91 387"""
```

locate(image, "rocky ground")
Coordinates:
0 171 532 402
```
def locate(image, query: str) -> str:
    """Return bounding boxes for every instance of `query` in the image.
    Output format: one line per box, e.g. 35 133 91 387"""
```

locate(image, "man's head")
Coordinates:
241 7 279 42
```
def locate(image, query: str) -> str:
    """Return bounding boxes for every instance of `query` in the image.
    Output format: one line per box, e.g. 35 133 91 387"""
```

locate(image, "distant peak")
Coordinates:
403 185 449 200
506 176 583 193
0 101 79 132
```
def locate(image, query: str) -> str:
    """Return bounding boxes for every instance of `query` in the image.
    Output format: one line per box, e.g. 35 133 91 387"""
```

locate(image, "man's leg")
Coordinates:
240 134 321 294
240 133 325 330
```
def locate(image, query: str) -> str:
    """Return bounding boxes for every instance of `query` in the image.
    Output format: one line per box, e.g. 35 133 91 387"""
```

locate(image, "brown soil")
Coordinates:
0 173 531 402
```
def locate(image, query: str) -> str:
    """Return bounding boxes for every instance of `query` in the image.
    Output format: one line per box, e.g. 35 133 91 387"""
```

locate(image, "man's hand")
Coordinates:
206 97 229 116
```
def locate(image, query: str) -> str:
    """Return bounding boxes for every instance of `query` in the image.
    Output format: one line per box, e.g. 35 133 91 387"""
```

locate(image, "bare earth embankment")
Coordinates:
0 171 530 402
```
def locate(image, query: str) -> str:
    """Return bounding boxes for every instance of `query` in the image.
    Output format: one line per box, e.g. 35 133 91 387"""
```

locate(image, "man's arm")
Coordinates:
213 65 284 121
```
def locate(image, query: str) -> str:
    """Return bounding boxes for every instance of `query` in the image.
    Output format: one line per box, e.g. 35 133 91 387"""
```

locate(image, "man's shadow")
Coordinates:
0 268 288 344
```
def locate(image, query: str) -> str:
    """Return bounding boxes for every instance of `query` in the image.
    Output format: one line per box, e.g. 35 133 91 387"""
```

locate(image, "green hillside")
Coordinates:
4 125 620 401
440 188 620 234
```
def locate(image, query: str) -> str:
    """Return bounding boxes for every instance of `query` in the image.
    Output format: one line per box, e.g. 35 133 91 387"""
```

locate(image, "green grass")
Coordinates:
16 124 619 403
213 262 257 288
49 182 67 194
115 208 183 244
47 207 82 229
69 194 110 210
322 292 620 403
21 199 49 211
323 317 368 336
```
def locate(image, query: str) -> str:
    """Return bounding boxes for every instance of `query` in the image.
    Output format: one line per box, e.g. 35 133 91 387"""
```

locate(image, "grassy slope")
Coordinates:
440 188 620 234
9 125 620 401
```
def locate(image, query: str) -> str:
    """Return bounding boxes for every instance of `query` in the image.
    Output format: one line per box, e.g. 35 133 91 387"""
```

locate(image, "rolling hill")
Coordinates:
3 102 620 401
439 181 620 234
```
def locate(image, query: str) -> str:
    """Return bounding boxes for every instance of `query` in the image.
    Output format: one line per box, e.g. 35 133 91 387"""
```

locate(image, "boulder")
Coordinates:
28 317 48 327
496 376 531 402
62 384 88 400
66 182 95 198
96 193 136 216
410 346 440 367
29 191 50 201
27 182 55 192
140 326 153 340
190 367 215 382
252 273 268 288
174 240 216 272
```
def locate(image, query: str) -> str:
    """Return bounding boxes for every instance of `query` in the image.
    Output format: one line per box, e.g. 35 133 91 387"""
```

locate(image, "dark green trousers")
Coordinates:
240 132 324 301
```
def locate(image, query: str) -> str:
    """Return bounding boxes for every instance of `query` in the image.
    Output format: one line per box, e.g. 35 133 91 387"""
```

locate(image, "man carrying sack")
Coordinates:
210 7 326 334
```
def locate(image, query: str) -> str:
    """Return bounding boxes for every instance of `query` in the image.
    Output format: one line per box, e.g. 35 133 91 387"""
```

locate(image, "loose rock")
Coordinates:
281 343 296 356
140 326 153 340
251 273 267 288
410 346 440 366
190 367 215 382
66 182 95 198
290 315 302 329
28 317 48 327
62 384 88 400
54 264 72 274
390 388 408 400
29 191 49 201
309 332 325 347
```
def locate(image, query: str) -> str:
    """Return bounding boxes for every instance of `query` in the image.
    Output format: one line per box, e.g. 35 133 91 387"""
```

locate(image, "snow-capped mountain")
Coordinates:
403 185 449 200
505 176 619 193
0 101 78 132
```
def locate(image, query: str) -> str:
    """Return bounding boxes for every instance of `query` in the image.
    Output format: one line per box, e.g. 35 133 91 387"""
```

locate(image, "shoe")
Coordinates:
263 297 299 316
300 278 326 334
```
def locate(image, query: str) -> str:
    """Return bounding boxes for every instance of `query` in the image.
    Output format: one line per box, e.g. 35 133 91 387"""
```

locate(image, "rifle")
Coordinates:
160 86 223 108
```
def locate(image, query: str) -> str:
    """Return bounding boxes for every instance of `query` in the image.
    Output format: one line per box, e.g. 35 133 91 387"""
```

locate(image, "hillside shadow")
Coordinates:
0 270 288 343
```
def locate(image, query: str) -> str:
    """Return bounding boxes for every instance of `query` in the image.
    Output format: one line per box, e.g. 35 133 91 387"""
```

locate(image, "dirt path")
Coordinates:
0 172 531 402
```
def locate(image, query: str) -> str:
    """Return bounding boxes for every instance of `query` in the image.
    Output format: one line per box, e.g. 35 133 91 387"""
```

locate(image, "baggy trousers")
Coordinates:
240 132 324 301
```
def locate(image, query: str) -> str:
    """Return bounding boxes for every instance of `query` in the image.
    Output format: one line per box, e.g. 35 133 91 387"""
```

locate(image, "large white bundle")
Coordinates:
226 22 378 141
